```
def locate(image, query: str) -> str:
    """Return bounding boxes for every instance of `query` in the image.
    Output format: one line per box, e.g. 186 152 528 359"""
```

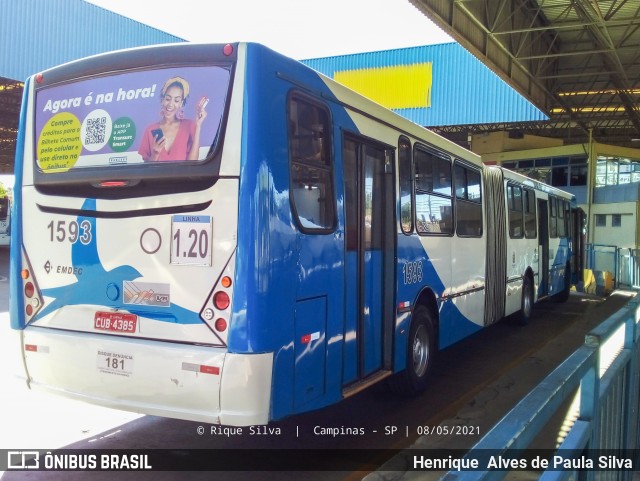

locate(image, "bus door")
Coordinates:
538 199 550 297
343 136 395 386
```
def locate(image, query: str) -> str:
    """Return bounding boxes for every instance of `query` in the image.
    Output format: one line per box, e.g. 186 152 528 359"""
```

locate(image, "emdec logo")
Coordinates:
7 451 40 469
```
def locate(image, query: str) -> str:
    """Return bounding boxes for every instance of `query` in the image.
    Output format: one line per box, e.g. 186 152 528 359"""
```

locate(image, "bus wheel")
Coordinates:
388 306 435 396
517 275 534 325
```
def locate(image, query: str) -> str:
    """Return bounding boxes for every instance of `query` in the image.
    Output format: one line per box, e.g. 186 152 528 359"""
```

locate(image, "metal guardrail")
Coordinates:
586 244 640 290
618 249 640 289
442 292 640 481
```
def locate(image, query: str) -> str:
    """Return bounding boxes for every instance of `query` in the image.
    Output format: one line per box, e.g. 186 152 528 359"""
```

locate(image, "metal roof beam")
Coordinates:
409 0 640 146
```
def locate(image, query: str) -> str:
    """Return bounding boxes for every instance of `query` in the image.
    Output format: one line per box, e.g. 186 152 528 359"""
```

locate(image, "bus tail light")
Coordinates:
98 181 129 188
20 250 44 323
200 252 236 346
214 291 230 310
214 318 227 332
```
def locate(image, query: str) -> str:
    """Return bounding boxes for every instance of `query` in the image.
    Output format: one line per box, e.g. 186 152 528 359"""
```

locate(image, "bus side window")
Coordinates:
399 136 413 234
508 184 524 238
524 188 537 238
549 198 558 238
288 96 335 232
414 146 453 235
557 199 567 237
454 162 483 237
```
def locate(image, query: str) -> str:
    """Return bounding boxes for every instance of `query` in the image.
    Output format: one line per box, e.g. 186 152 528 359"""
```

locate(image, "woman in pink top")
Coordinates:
139 77 208 162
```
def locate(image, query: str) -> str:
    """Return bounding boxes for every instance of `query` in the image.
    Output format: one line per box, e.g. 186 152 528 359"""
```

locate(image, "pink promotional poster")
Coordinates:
35 65 231 172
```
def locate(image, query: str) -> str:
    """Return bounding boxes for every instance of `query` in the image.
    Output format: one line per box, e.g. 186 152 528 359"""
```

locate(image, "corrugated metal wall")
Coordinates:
302 43 548 127
1 0 184 81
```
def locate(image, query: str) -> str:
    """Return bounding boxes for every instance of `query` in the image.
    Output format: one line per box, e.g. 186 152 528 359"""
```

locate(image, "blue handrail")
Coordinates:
441 293 640 481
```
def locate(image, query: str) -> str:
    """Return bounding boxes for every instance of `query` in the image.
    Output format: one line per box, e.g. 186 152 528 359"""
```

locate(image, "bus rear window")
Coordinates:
34 65 231 174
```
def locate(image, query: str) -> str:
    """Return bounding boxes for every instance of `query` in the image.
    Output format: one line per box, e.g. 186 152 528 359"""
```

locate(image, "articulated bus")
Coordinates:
11 43 577 426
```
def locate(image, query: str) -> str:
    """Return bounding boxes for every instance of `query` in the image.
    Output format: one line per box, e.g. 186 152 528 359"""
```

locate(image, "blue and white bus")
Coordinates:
11 42 576 426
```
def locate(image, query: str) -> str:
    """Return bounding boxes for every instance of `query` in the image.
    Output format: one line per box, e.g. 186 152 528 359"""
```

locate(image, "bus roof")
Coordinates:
495 165 575 201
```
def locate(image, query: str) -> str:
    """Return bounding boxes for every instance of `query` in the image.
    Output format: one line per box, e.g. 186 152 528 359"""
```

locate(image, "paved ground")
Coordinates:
363 290 639 481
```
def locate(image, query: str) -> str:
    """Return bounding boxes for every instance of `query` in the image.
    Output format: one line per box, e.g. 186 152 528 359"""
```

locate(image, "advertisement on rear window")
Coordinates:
35 66 231 173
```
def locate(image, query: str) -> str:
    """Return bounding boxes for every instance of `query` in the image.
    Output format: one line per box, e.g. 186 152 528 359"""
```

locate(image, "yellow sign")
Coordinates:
334 63 432 110
37 112 82 172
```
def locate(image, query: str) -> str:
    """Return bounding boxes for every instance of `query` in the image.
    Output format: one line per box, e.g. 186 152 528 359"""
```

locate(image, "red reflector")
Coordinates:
214 318 227 332
301 332 320 344
223 44 234 56
214 291 230 310
199 365 220 375
25 344 49 353
24 282 35 298
26 304 33 316
35 73 44 84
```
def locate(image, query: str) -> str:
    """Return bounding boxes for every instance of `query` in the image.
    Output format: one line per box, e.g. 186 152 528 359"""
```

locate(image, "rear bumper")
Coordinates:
22 326 273 426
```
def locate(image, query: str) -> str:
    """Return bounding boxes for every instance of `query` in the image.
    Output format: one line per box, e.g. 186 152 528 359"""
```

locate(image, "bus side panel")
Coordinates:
438 301 483 348
293 297 327 408
10 78 31 330
504 237 538 316
396 236 433 370
449 234 486 329
549 237 571 294
396 235 483 356
231 45 355 421
232 47 297 421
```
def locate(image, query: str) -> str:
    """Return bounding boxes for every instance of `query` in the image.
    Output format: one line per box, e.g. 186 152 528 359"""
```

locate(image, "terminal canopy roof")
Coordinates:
411 0 640 149
0 0 183 171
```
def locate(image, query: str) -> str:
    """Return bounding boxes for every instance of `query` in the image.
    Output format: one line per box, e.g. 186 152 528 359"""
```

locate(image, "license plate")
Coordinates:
94 312 137 333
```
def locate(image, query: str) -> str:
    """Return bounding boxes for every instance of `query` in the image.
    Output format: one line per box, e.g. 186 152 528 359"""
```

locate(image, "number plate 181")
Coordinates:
171 215 212 266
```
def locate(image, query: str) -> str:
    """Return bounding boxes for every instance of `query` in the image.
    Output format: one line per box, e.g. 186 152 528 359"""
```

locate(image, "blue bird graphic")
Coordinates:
38 199 200 325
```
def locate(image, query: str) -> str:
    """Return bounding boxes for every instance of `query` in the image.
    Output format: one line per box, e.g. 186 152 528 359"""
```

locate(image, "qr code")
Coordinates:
84 117 107 145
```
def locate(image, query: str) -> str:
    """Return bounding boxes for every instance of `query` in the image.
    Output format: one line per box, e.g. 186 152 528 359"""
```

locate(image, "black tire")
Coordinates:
516 274 534 325
388 305 436 396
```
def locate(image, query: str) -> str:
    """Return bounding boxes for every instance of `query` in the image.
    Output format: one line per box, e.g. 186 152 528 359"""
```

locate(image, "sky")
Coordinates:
86 0 453 59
